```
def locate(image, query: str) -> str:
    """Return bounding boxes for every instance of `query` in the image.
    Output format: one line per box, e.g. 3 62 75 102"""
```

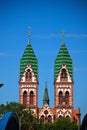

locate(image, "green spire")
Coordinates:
54 43 73 80
43 82 50 105
20 44 38 79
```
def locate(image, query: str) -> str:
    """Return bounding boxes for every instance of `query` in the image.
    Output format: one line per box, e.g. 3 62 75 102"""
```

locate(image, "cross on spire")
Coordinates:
28 26 31 44
62 30 65 43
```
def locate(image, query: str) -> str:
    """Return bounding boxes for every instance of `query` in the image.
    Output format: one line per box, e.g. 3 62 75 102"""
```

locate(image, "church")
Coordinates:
19 33 80 124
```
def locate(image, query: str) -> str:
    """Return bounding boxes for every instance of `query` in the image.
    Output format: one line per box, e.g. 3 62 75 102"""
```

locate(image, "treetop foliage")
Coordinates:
0 102 78 130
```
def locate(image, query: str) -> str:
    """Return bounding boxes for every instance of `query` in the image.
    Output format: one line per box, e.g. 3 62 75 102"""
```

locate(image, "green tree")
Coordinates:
0 101 25 116
54 117 78 130
21 109 39 130
0 103 78 130
0 102 39 130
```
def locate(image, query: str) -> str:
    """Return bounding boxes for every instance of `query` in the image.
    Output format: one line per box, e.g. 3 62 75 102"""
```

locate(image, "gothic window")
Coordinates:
23 91 27 106
66 115 70 119
26 69 32 81
61 69 67 81
59 115 62 118
48 115 52 123
40 115 44 122
59 91 63 105
30 91 34 105
65 91 69 105
26 72 28 80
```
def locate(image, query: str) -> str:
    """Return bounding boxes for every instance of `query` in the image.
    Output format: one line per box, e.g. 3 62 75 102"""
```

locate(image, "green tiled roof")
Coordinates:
20 44 38 79
43 82 50 105
54 43 73 80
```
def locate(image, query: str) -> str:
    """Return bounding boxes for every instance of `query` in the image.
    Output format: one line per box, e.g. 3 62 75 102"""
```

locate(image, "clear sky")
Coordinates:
0 0 87 121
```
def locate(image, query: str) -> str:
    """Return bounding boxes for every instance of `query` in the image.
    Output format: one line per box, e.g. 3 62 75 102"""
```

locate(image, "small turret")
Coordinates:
43 82 50 105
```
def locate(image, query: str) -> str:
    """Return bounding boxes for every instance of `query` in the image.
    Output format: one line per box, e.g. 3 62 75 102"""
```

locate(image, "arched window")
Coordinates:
59 115 62 118
23 91 27 105
59 91 63 105
30 91 34 105
66 115 70 119
26 72 28 80
40 115 44 122
61 69 67 81
48 115 52 123
26 69 32 81
65 91 69 105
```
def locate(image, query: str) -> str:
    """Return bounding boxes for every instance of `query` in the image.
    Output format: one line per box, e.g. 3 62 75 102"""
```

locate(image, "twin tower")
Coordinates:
19 39 79 123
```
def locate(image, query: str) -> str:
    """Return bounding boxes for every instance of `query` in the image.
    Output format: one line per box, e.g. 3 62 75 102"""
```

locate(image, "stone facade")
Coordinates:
19 41 79 123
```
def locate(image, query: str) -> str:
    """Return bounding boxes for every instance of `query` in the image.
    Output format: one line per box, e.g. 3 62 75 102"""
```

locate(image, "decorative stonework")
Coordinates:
19 43 38 116
39 103 54 123
54 43 73 120
19 39 79 123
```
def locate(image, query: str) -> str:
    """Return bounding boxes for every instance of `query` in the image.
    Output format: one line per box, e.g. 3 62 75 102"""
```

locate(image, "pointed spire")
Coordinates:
20 43 38 79
43 81 50 106
28 26 31 44
54 41 73 80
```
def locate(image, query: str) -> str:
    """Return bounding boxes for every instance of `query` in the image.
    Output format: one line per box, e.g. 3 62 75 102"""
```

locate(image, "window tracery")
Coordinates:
26 69 32 81
61 68 67 81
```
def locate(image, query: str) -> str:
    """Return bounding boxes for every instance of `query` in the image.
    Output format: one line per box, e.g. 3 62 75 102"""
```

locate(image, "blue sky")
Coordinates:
0 0 87 121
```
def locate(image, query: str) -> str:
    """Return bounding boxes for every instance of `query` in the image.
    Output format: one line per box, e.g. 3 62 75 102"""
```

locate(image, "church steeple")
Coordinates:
19 35 38 116
43 82 50 105
54 38 73 119
20 27 38 79
54 43 73 80
20 44 38 79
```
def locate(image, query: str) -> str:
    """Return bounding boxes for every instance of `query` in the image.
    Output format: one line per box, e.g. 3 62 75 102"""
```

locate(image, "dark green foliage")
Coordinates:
54 117 78 130
37 117 78 130
0 101 25 117
0 102 39 130
0 102 78 130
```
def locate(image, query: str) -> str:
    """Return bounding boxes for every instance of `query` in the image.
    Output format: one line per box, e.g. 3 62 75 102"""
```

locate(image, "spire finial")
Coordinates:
28 26 31 44
62 30 64 43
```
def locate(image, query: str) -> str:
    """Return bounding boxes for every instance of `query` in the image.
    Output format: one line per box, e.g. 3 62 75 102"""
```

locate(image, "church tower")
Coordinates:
54 42 73 119
43 82 50 106
19 41 38 116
